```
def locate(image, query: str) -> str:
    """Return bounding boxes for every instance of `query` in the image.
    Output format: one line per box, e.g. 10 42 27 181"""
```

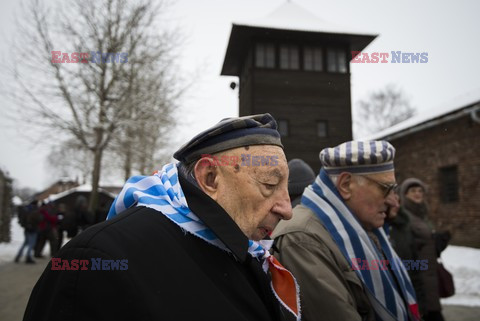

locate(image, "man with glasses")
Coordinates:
272 140 420 321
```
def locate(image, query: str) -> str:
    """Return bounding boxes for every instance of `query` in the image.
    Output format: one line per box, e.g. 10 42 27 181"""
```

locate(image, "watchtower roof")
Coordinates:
221 2 377 75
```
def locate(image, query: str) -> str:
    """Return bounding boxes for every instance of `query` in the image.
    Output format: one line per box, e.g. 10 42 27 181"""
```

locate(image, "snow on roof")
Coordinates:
363 88 480 141
234 1 376 37
47 184 116 203
58 177 75 183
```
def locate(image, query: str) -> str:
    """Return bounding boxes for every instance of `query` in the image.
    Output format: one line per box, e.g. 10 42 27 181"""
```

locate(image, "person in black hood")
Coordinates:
287 158 315 207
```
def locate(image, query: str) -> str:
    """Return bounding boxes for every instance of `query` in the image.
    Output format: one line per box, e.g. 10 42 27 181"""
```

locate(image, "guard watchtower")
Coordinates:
221 2 376 171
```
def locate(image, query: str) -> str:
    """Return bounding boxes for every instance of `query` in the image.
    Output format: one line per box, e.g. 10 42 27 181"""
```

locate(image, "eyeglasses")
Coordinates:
358 175 398 198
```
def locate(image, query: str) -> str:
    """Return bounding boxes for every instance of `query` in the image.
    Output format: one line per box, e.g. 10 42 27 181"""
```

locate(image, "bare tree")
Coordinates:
353 84 416 138
9 0 183 212
46 140 93 184
13 184 38 203
106 61 179 180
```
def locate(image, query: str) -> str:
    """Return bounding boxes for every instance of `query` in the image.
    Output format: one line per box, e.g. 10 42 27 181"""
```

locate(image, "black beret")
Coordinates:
174 113 283 163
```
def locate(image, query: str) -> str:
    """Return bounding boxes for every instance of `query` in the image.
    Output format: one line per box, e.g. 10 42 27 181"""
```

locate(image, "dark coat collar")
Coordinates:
179 173 249 262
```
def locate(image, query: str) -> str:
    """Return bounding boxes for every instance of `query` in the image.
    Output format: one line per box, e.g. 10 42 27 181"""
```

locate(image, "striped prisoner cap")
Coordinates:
319 140 396 175
174 113 283 163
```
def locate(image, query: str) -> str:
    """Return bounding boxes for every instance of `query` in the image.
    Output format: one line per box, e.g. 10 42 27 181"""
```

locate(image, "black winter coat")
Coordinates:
23 175 289 321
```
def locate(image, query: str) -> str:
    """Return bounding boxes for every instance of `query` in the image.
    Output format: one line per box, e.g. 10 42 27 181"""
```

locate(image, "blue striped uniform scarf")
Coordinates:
301 169 419 321
107 162 300 320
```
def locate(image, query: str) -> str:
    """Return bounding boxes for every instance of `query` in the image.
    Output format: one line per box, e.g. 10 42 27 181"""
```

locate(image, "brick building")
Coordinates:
34 178 80 202
369 91 480 248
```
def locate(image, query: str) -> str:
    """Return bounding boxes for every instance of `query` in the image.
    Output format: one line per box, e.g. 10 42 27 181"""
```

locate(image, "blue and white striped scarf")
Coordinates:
107 162 300 320
302 169 419 321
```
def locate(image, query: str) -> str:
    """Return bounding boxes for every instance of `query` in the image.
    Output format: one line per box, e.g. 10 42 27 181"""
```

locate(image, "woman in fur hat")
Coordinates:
394 178 447 321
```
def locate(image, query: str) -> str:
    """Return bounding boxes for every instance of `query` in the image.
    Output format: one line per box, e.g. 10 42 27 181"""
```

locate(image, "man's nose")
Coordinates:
273 190 293 220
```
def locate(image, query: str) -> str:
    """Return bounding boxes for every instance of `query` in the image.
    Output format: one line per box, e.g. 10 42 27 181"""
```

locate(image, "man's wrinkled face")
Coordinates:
214 145 292 241
346 172 397 231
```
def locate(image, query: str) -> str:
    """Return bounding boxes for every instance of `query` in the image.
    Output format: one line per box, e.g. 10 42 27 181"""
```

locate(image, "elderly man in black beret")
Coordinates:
273 140 421 321
24 114 300 321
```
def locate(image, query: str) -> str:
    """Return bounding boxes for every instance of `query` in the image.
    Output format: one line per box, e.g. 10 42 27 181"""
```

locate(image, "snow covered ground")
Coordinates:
1 217 479 306
441 245 480 306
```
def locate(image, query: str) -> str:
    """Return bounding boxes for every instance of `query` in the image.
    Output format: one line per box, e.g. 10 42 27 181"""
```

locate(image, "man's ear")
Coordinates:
194 157 220 200
337 172 353 200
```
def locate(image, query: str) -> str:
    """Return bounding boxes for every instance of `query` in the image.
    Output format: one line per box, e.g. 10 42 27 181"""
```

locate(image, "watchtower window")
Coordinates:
317 121 328 138
327 48 347 73
255 43 275 68
280 44 299 70
304 46 323 71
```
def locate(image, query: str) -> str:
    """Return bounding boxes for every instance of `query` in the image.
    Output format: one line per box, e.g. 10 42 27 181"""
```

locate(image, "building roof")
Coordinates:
221 2 377 76
234 1 375 36
364 88 480 141
47 184 116 203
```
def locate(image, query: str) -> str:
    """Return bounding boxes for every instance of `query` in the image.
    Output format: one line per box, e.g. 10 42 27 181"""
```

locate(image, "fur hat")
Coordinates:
399 178 427 197
288 159 315 196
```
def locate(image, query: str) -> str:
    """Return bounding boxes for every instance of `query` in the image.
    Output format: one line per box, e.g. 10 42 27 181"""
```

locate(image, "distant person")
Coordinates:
273 140 420 321
287 158 315 207
388 187 425 316
393 178 449 321
34 202 59 258
15 202 41 264
74 195 94 231
23 114 299 321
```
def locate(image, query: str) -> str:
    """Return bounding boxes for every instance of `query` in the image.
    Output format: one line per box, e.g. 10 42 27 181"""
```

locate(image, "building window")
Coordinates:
277 119 289 137
304 46 323 71
280 44 299 70
439 165 459 203
327 48 347 73
317 121 328 137
255 43 275 68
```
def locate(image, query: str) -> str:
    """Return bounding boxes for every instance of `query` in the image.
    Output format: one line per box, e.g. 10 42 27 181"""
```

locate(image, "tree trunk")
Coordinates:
124 146 132 181
88 147 103 215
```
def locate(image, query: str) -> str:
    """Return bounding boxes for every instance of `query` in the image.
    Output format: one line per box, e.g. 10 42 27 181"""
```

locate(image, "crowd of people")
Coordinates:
14 196 100 264
21 113 452 321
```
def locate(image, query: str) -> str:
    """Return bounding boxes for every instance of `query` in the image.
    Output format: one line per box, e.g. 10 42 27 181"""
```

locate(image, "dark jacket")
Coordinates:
38 205 58 231
273 205 375 321
389 207 426 314
404 201 442 313
24 175 289 321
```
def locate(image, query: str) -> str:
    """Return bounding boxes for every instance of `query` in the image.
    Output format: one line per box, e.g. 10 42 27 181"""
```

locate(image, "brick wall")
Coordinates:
390 114 480 248
35 180 79 202
0 170 13 243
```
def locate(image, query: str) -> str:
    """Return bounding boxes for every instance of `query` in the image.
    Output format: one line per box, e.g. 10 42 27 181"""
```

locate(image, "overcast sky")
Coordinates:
1 0 479 191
